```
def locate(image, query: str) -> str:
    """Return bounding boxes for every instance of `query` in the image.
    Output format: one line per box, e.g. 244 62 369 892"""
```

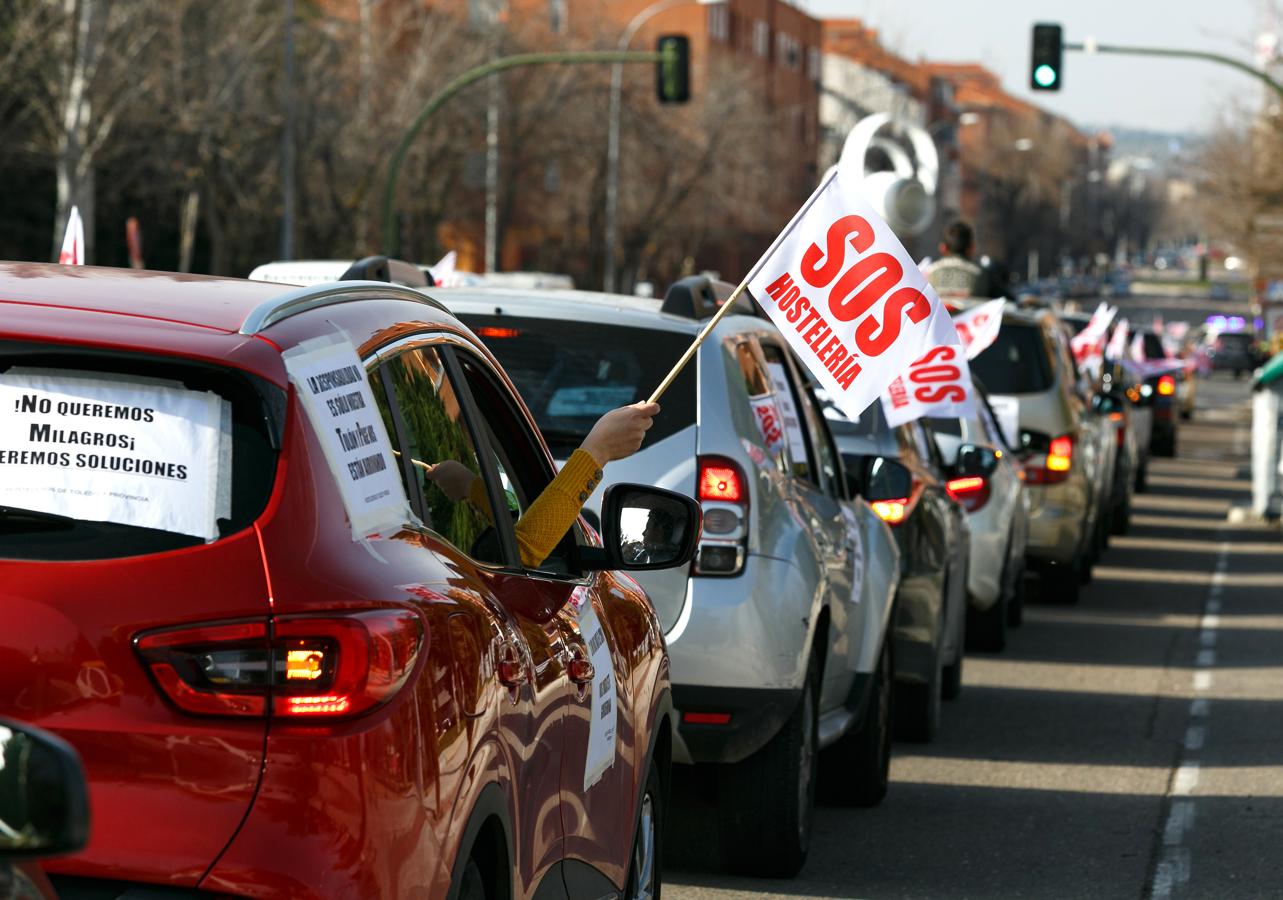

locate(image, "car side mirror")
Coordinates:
952 442 999 479
0 720 90 861
581 484 701 572
863 456 914 502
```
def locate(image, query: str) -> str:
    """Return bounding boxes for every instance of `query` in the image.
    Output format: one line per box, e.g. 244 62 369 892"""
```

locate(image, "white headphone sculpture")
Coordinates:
834 113 940 237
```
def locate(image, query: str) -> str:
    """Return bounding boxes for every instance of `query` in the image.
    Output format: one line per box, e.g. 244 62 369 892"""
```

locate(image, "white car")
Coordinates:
923 381 1031 650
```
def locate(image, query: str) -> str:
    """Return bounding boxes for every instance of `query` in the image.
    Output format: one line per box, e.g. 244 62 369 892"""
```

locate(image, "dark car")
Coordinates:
826 402 970 743
0 719 90 900
1208 331 1259 377
1128 328 1182 457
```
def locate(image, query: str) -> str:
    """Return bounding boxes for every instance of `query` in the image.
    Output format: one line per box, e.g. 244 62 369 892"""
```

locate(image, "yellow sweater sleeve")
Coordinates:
467 449 603 569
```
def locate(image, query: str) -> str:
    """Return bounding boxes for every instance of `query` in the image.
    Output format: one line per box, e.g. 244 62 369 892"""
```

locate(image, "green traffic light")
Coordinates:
1034 64 1057 88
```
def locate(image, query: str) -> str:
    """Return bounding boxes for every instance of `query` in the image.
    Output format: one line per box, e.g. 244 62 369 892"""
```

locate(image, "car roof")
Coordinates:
0 263 292 333
434 285 762 336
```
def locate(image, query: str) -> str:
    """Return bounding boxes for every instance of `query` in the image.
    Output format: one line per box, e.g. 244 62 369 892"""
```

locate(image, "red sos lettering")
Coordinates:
908 345 966 404
799 215 931 356
755 403 782 444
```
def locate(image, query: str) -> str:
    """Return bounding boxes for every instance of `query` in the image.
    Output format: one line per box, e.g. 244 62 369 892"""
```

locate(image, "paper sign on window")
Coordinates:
283 336 410 540
0 369 227 540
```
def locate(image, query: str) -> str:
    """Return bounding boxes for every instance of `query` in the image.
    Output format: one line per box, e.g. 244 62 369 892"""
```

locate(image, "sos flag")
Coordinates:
745 169 959 423
952 298 1006 359
1070 301 1116 375
881 343 976 428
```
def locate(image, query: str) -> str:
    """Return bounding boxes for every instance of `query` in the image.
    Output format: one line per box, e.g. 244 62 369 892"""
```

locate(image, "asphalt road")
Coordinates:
666 292 1283 899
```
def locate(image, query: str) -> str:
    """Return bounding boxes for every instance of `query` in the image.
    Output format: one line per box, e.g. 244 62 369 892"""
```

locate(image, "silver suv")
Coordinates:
444 277 900 878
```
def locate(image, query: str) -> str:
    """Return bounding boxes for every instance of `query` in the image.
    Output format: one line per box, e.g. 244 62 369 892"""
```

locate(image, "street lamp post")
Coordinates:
603 0 714 293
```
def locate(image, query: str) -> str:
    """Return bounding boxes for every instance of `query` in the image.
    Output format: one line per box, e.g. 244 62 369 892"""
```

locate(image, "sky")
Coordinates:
798 0 1267 134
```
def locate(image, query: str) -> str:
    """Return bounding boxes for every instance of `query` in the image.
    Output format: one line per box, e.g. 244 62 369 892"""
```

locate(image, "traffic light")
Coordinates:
656 35 690 104
1030 23 1063 91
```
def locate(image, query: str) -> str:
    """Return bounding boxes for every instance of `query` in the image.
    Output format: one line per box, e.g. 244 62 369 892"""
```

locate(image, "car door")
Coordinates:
371 338 570 897
450 346 640 896
758 340 855 712
904 421 967 654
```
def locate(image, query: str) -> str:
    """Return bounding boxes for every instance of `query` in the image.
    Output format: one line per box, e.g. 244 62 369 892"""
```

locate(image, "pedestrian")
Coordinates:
924 220 987 301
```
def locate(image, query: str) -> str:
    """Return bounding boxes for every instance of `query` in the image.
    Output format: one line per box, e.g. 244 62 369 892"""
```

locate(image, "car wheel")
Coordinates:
718 656 817 878
823 637 892 807
1135 461 1148 493
968 583 1008 653
1047 567 1081 604
1111 493 1131 536
1153 433 1176 457
626 762 663 900
457 859 488 900
1007 564 1026 628
895 636 942 743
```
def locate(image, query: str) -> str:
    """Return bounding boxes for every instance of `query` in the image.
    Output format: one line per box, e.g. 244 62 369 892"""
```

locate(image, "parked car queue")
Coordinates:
0 260 1180 899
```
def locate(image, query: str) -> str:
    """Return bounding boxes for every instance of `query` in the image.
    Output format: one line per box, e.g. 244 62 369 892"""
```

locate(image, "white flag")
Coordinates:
428 250 457 286
1070 301 1116 375
746 169 959 423
59 206 85 266
952 298 1006 359
1106 318 1129 361
881 343 977 428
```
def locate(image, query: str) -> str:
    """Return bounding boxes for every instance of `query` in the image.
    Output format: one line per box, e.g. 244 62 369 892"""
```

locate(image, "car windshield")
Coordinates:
458 315 697 458
1141 332 1166 359
0 342 282 561
970 322 1054 394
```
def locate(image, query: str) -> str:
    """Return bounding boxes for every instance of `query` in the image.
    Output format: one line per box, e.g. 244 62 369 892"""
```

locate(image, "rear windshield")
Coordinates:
458 315 697 458
0 342 283 561
970 323 1054 394
1219 332 1252 348
1141 332 1166 359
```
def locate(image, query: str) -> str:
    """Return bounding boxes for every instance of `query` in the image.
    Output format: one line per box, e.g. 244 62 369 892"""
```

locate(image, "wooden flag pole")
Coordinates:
647 279 750 404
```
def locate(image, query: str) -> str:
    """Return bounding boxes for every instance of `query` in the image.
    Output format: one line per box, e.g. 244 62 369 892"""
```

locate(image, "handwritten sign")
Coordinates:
0 369 227 539
749 392 786 458
283 336 409 540
746 169 959 423
577 597 618 791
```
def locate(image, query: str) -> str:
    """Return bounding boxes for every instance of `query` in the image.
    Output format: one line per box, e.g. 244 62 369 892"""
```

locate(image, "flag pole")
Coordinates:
646 169 840 405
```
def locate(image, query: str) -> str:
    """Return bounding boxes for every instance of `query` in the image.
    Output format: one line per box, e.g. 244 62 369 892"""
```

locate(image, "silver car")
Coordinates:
444 277 900 878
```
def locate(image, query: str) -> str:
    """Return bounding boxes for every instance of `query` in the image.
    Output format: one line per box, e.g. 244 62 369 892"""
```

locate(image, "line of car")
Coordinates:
0 260 1186 898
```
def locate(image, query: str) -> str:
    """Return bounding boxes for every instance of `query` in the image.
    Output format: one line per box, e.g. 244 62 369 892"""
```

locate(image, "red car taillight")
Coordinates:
871 498 909 525
135 610 424 720
945 475 991 513
694 456 748 576
1110 411 1126 449
1023 433 1074 485
1158 374 1176 396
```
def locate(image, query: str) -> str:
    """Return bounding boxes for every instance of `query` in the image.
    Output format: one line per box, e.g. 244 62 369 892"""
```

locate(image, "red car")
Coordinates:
0 264 698 899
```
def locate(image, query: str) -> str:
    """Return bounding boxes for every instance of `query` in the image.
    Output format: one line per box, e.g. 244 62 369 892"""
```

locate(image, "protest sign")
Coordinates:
283 336 410 540
952 298 1006 359
0 369 227 539
740 170 959 422
764 361 810 465
748 392 786 458
881 343 977 428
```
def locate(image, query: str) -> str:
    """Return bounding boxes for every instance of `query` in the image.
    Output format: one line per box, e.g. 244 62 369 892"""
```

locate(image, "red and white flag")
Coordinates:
746 169 959 423
58 206 85 266
1106 317 1129 361
881 343 976 428
1070 301 1116 374
952 298 1006 359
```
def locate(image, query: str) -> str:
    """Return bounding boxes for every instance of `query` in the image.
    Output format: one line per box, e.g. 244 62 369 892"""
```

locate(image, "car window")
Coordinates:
975 394 1009 450
455 350 582 575
457 314 697 459
795 379 842 497
0 344 281 562
374 346 503 565
970 322 1054 394
1141 332 1167 359
759 343 816 483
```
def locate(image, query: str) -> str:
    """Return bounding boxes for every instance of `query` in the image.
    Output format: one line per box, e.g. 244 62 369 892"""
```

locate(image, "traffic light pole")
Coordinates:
1065 41 1283 102
382 50 661 257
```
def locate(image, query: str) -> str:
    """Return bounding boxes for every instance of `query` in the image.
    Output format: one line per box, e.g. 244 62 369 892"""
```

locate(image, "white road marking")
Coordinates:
1164 800 1196 845
1184 726 1206 751
1174 763 1201 795
1152 847 1192 900
1189 698 1209 717
1193 671 1213 691
1196 649 1217 668
1199 629 1217 647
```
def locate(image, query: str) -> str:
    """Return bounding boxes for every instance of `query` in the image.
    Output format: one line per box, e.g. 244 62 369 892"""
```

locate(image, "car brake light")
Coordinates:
1023 433 1074 485
684 712 732 725
475 326 520 339
695 456 748 576
699 464 743 502
1109 411 1126 448
1158 374 1176 396
1047 435 1073 472
871 498 909 525
136 610 423 720
945 475 991 513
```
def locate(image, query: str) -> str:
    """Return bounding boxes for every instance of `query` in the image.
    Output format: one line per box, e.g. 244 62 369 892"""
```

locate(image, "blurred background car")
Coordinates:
1127 327 1183 456
922 379 1031 652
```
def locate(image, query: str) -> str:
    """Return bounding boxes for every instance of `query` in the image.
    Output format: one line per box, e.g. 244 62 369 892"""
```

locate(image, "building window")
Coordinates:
707 3 729 42
808 47 821 80
753 20 769 58
775 33 800 70
548 0 566 33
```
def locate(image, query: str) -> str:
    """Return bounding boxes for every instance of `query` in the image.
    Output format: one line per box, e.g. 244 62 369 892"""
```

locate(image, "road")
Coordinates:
667 291 1283 899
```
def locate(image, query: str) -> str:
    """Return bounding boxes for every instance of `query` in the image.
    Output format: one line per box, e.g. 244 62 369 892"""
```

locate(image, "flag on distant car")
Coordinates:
952 298 1006 359
742 169 960 423
1070 301 1116 375
59 206 84 266
1106 317 1130 361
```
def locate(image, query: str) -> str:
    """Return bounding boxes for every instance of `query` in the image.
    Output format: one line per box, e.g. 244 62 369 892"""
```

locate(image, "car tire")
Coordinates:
718 656 817 878
626 760 663 900
1007 564 1026 628
1048 567 1081 604
1153 432 1176 457
822 639 892 807
1111 493 1131 536
1135 461 1148 493
968 582 1008 653
895 640 942 743
457 859 488 900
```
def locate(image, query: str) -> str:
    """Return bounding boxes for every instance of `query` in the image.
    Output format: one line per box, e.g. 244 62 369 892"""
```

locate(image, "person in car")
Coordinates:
424 401 660 567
